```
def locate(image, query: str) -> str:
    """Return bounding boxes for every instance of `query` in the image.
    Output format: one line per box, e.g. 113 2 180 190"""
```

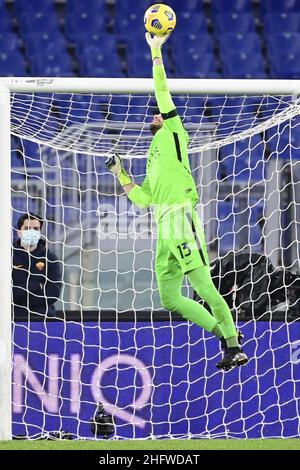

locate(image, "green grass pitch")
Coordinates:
0 439 299 450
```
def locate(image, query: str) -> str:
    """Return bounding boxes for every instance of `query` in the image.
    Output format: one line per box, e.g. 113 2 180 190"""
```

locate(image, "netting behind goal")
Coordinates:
10 88 300 439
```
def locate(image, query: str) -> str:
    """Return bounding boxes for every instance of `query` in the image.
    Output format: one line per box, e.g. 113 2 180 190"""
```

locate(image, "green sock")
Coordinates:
226 336 239 348
212 324 223 339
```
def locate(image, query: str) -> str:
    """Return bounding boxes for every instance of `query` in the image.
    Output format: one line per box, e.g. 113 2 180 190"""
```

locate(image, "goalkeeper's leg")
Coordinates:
180 208 244 350
158 272 247 370
158 273 222 336
188 266 248 370
157 207 247 369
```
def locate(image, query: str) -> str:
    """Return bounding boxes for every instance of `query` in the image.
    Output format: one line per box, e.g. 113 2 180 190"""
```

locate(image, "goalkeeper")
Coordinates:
105 33 248 371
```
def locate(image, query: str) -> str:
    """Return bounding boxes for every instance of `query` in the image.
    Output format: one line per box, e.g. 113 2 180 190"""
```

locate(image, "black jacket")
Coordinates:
210 250 300 316
12 239 62 316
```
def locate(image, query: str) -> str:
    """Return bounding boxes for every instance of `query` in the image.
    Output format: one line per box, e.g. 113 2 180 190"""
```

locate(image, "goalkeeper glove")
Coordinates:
145 32 170 60
105 153 132 186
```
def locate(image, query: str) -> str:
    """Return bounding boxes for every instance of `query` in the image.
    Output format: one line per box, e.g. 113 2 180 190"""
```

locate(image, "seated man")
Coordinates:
12 212 62 317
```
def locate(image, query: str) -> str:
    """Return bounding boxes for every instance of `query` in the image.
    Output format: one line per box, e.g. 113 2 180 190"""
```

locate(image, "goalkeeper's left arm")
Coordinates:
105 153 152 208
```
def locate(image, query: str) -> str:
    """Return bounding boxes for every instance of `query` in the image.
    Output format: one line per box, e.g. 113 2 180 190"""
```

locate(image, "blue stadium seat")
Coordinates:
15 95 62 137
214 13 256 34
263 13 300 34
65 0 106 14
79 53 124 77
75 42 118 61
65 11 106 40
115 0 152 15
256 95 291 116
30 52 73 76
0 9 14 31
167 0 203 12
21 140 41 168
172 32 214 56
124 37 152 59
128 96 157 123
0 32 19 52
211 0 252 13
270 54 300 78
130 96 154 108
207 96 227 117
114 14 145 40
107 101 129 121
267 126 290 157
67 101 96 124
126 106 149 122
127 55 152 80
216 113 257 137
220 160 254 184
24 32 67 56
18 11 61 35
266 33 300 59
183 113 211 125
176 12 208 34
127 51 173 78
217 201 236 254
125 37 162 71
220 135 265 181
267 122 300 158
172 96 190 112
222 52 266 78
108 95 155 124
74 33 117 56
180 97 210 124
128 96 156 123
210 97 258 117
290 120 300 154
219 33 261 56
0 51 27 75
14 0 55 12
174 53 219 78
260 0 300 14
11 140 24 170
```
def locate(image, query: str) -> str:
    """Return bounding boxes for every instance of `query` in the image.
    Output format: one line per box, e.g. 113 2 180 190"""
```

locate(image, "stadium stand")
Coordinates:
0 0 299 80
260 0 300 14
213 13 256 34
211 0 253 13
263 12 300 33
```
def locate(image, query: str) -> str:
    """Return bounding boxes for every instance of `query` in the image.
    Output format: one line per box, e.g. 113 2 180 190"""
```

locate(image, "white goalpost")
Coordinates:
1 77 300 440
0 81 12 441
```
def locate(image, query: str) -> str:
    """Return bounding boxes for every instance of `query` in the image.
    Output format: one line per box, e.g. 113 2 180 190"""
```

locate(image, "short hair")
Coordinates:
17 212 43 230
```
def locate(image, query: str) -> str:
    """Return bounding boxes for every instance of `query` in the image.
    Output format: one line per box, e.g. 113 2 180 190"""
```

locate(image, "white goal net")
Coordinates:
2 78 300 440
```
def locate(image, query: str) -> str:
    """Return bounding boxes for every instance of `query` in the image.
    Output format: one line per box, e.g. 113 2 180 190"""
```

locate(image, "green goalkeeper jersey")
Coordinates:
128 63 199 222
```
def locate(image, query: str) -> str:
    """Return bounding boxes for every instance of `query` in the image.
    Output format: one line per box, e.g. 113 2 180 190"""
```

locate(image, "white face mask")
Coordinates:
21 229 41 249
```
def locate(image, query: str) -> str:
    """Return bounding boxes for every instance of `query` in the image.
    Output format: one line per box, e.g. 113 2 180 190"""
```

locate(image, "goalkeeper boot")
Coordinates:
216 347 248 371
220 330 244 352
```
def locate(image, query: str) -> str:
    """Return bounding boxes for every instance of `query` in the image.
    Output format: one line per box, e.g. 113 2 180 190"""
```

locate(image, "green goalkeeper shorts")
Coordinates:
155 206 210 281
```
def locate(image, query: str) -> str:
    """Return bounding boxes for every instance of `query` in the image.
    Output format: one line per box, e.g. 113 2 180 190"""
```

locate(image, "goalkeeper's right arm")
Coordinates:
145 32 174 115
105 154 152 208
145 32 187 137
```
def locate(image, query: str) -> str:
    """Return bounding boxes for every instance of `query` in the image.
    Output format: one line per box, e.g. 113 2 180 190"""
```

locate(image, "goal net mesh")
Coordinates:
11 90 300 439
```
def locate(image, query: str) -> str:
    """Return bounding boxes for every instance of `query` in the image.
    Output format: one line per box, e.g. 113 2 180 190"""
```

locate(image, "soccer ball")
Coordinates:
144 3 176 36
